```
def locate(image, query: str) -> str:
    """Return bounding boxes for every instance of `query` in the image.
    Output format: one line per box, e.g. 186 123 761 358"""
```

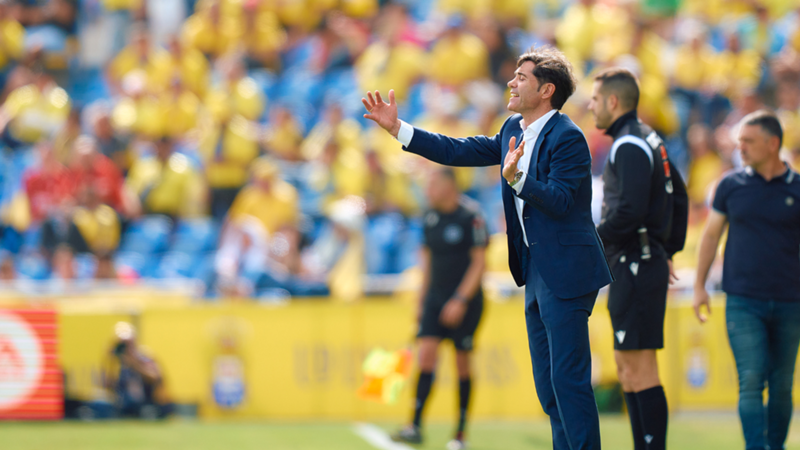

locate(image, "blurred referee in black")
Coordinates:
588 68 688 450
392 167 488 450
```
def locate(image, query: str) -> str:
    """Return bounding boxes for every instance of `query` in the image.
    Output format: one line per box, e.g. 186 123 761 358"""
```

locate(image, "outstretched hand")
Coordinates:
503 136 525 183
362 90 401 137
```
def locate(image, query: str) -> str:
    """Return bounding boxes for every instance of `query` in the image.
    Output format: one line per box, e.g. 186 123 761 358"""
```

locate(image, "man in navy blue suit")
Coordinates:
363 46 613 450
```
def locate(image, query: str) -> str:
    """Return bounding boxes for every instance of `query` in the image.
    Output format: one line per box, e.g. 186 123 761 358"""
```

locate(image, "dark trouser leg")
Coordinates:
766 301 800 450
526 264 601 450
727 295 769 450
525 290 567 450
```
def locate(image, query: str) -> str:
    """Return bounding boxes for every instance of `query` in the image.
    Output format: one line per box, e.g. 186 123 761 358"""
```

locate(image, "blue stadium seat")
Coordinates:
73 253 98 280
397 217 422 272
365 212 408 274
119 215 174 255
15 252 50 280
170 218 220 254
113 251 148 278
156 251 195 279
21 225 42 252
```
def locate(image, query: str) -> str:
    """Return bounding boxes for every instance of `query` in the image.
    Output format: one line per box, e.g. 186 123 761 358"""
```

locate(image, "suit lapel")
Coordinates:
529 112 561 180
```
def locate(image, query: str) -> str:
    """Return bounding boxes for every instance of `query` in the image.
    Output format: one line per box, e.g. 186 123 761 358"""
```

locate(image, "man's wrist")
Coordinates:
507 171 524 187
389 119 401 138
452 293 468 303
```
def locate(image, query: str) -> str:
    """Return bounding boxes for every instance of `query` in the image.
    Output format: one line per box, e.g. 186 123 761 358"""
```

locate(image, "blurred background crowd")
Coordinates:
0 0 798 299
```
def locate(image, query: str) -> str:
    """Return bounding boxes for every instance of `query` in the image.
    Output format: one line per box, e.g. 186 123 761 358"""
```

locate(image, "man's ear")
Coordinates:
770 135 782 153
607 94 619 112
541 83 556 100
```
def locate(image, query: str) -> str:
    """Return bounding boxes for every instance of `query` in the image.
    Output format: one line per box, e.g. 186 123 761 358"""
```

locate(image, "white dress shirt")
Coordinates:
513 109 557 245
395 109 557 246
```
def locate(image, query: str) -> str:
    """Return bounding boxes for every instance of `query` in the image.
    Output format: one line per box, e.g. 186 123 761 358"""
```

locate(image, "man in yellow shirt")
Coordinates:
125 137 205 218
215 157 299 296
199 57 264 217
107 24 172 95
226 157 299 236
181 0 242 59
427 17 489 88
355 4 427 102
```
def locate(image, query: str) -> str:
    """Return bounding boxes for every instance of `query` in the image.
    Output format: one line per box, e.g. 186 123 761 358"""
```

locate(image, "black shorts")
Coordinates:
607 252 669 350
418 297 484 351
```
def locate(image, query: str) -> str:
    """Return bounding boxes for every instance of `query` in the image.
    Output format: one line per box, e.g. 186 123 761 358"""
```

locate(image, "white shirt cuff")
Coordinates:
511 173 527 194
396 120 414 147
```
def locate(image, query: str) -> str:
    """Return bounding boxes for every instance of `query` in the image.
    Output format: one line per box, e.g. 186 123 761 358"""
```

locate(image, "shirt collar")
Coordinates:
519 109 558 140
604 109 638 137
744 163 796 184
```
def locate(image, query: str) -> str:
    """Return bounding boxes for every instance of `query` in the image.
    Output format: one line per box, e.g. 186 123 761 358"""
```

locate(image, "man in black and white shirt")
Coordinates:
588 68 688 450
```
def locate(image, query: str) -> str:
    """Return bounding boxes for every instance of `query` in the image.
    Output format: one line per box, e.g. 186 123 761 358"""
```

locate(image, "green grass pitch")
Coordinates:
2 415 800 449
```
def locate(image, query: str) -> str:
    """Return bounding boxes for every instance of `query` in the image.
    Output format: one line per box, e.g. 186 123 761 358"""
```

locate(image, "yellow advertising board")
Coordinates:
53 294 800 420
137 300 545 420
59 312 135 402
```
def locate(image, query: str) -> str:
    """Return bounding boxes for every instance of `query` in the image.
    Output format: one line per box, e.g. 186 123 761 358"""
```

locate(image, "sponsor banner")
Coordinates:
0 309 62 420
51 295 795 419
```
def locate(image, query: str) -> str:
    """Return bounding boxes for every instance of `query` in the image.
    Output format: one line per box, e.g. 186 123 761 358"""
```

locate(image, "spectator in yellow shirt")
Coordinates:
686 124 724 205
241 2 286 70
555 0 599 73
161 34 210 97
707 33 761 101
354 4 426 102
111 70 200 140
263 105 304 161
199 57 264 217
427 17 489 88
181 0 242 59
300 103 362 161
226 157 299 236
71 184 122 256
0 70 70 146
125 138 205 218
0 3 25 79
215 157 299 295
363 150 417 217
107 24 173 95
673 33 715 92
306 139 369 212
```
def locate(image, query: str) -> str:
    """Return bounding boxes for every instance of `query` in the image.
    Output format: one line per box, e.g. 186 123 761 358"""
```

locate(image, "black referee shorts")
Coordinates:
418 297 484 351
607 252 669 350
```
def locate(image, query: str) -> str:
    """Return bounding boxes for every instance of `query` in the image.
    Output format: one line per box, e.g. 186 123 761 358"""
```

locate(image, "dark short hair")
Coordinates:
594 67 640 111
741 110 783 148
516 46 577 110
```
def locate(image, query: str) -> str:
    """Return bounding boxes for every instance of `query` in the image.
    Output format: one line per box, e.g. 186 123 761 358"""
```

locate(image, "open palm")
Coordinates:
362 90 400 137
503 136 525 183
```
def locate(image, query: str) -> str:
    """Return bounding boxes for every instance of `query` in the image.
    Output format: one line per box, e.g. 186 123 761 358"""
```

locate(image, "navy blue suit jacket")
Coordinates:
404 112 613 299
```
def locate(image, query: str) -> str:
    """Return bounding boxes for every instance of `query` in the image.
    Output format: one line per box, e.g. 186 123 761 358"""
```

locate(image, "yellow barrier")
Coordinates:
138 300 544 420
54 294 800 420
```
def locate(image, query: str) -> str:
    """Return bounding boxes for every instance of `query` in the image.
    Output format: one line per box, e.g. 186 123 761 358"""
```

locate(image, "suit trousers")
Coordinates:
524 256 601 450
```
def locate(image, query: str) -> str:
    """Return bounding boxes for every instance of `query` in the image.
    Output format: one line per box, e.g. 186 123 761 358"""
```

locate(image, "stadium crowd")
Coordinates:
0 0 798 298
